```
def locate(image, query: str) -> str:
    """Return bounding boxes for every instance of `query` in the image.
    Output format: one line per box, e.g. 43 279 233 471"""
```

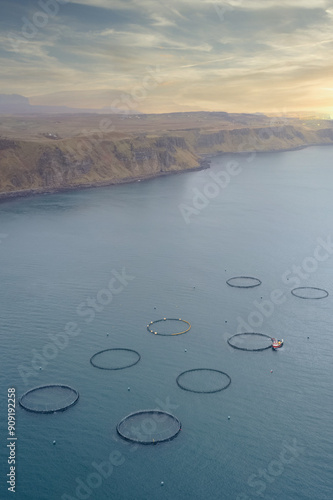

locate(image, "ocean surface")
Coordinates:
1 146 333 500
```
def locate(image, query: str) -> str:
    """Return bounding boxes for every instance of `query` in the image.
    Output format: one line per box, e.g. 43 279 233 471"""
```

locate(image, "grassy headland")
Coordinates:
0 112 332 198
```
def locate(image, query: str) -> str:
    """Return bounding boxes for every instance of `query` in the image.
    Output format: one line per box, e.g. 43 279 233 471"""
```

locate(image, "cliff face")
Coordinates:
1 122 333 197
192 125 333 154
0 135 199 196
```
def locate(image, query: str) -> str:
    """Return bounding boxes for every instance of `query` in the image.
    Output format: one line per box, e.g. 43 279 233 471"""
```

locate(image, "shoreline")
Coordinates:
0 142 332 203
0 164 209 203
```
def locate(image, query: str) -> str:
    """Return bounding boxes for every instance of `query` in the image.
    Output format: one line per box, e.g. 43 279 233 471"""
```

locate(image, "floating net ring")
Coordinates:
291 287 329 300
227 332 273 351
90 348 141 370
226 276 262 288
176 368 231 394
116 410 181 445
147 318 191 336
19 385 79 414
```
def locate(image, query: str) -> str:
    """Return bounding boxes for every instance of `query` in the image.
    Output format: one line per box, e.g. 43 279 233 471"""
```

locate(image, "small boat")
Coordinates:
272 338 284 350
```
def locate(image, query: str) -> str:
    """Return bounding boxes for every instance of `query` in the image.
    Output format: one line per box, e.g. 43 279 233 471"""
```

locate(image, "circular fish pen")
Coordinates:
19 385 79 413
176 368 231 393
226 276 262 288
227 332 273 351
147 318 191 336
116 410 181 444
90 348 141 370
291 287 329 300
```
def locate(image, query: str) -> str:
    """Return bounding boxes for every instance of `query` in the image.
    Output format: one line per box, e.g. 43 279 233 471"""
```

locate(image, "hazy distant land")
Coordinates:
0 111 332 199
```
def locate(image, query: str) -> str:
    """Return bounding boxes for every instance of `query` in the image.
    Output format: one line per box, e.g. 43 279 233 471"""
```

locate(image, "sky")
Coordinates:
1 0 333 114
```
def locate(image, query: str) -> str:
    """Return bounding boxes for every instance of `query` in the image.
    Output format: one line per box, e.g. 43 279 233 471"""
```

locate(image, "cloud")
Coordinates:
149 14 177 27
69 0 331 10
0 0 332 113
179 57 232 69
207 0 330 9
67 0 129 9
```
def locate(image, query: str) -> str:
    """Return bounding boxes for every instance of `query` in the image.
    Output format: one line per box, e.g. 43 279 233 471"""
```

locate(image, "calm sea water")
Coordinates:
1 146 333 500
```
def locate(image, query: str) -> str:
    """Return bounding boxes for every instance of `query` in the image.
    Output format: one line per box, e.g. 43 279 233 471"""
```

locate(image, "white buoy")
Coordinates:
161 481 164 486
228 416 230 420
53 440 56 445
128 387 130 391
185 349 187 352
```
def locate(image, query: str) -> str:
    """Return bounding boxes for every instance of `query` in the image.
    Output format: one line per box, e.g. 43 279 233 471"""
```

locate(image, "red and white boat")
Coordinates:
272 338 284 350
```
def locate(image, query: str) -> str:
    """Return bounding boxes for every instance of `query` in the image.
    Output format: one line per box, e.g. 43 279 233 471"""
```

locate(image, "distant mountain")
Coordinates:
0 94 31 113
29 89 127 107
0 94 29 105
0 93 140 115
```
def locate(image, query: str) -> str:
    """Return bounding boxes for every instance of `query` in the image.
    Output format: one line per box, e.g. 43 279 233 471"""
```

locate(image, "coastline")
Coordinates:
0 142 332 203
0 163 210 203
